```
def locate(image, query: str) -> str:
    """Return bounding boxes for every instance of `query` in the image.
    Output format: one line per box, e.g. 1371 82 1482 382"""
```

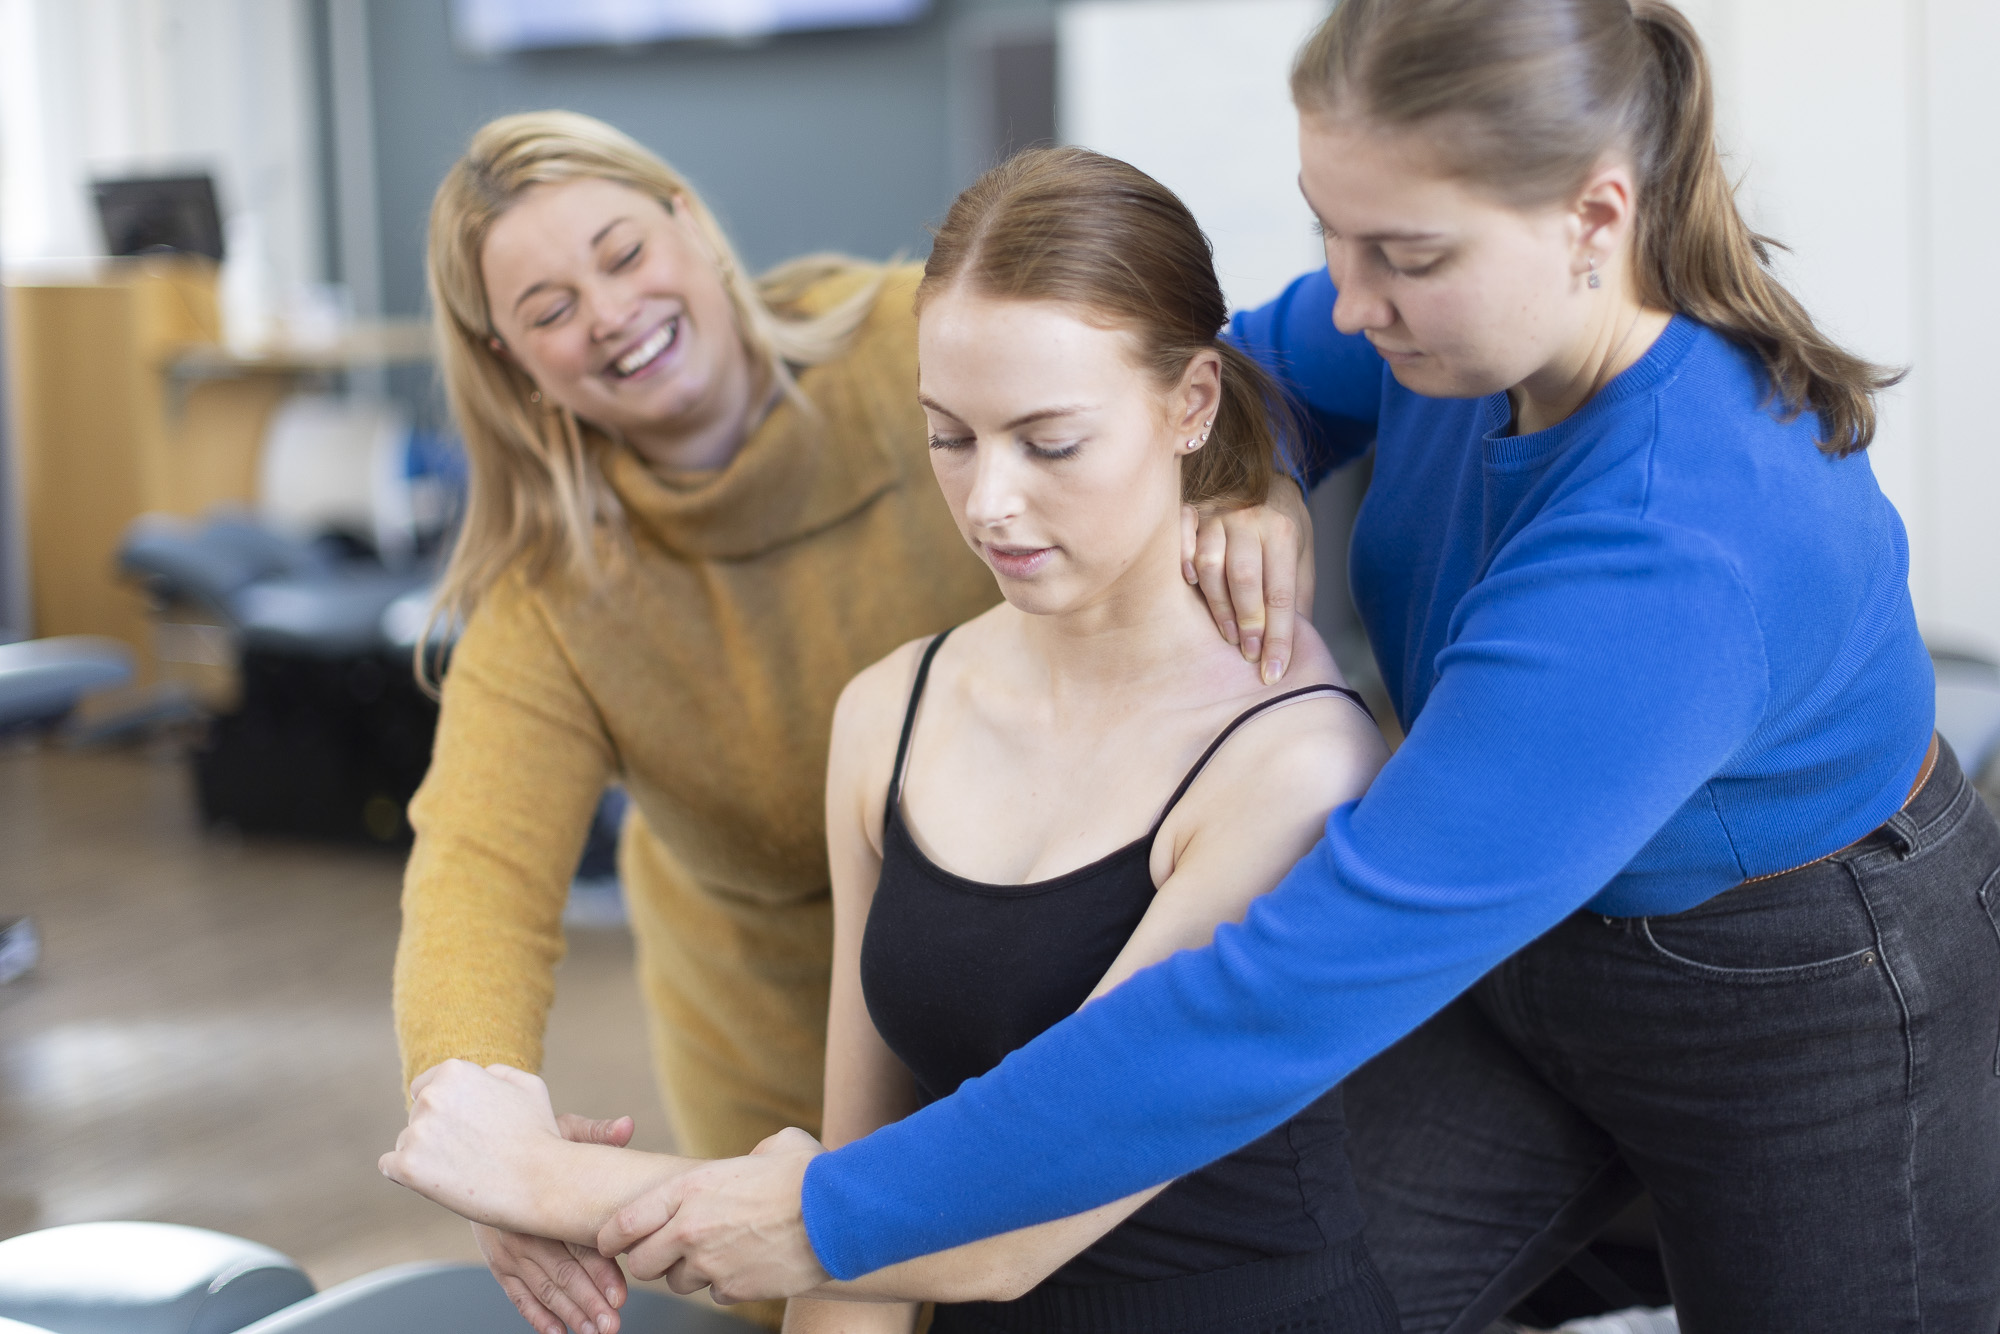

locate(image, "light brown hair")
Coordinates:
423 110 886 673
1292 0 1900 455
917 146 1293 506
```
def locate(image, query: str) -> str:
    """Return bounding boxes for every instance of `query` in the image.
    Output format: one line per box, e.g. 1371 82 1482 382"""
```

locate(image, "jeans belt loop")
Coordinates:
1884 809 1922 859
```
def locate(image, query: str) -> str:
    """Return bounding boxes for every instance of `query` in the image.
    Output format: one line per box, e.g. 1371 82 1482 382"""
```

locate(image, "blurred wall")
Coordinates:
339 0 1055 320
0 0 321 295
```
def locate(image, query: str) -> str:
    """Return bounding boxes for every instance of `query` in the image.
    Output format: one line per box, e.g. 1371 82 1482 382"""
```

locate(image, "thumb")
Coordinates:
558 1112 636 1147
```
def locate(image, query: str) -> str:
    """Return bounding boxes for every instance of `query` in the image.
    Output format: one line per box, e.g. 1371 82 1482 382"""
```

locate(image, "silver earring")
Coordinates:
1587 258 1602 290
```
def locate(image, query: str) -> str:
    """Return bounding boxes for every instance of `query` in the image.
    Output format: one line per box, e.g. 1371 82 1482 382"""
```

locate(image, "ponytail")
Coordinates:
1181 341 1292 508
1628 3 1901 454
1293 0 1900 456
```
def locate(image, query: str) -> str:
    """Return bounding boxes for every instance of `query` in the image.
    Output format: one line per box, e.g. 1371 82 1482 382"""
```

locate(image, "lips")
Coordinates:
984 544 1055 579
610 316 680 378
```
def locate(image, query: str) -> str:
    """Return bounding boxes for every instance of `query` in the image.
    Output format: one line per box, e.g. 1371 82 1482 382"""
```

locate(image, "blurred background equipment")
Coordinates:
452 0 932 53
92 175 226 263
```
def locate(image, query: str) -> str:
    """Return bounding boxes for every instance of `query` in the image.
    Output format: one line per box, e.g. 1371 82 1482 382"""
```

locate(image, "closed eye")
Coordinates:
927 433 973 451
1026 441 1081 461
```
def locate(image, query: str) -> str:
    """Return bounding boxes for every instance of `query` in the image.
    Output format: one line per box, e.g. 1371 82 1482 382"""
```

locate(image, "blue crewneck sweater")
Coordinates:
801 268 1935 1279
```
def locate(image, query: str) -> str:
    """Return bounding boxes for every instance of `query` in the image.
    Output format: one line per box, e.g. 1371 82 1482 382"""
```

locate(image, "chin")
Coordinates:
1386 358 1510 402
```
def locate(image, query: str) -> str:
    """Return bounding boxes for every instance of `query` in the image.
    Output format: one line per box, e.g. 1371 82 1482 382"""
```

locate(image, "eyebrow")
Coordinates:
918 396 1093 431
509 217 636 312
1295 175 1446 244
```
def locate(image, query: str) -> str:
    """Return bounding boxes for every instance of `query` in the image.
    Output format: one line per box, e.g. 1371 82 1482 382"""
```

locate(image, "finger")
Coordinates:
598 1186 676 1257
572 1244 628 1309
1191 515 1237 646
557 1113 635 1148
541 1249 620 1334
1179 505 1200 586
661 1255 708 1298
408 1061 457 1099
619 1226 682 1284
520 1256 601 1334
1259 519 1297 685
1223 513 1267 664
495 1272 568 1334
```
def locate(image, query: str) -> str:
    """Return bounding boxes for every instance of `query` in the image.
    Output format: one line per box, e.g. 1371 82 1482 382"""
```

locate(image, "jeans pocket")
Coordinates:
1636 861 1882 982
1981 867 2000 1075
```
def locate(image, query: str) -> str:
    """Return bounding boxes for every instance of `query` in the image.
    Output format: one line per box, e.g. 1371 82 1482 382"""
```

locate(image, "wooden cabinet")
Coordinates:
3 260 429 686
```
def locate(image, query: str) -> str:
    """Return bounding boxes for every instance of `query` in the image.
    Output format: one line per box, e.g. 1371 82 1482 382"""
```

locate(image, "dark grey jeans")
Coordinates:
1346 738 2000 1334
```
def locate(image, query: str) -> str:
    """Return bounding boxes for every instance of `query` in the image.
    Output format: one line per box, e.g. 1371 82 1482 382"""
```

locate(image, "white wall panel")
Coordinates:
1058 0 1332 312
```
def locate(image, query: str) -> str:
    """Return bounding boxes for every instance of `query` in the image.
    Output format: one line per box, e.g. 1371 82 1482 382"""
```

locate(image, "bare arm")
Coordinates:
382 1060 700 1247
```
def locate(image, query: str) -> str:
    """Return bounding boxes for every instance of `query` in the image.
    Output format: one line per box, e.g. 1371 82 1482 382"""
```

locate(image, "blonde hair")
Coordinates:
918 147 1293 509
1292 0 1901 455
423 110 886 675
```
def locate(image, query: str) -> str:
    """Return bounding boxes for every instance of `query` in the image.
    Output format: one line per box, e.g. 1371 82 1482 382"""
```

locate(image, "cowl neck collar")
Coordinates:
604 363 902 561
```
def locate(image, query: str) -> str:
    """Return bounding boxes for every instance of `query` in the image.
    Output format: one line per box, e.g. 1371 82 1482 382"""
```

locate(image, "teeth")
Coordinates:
615 319 676 376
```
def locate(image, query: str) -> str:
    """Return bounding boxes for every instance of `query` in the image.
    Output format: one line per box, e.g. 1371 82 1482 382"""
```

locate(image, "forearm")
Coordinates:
810 1186 1159 1304
782 1296 918 1334
486 1142 699 1247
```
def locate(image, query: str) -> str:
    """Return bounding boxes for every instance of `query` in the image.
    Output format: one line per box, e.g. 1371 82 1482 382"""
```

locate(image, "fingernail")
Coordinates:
1263 657 1284 685
1183 561 1197 585
1222 621 1239 646
1244 633 1261 661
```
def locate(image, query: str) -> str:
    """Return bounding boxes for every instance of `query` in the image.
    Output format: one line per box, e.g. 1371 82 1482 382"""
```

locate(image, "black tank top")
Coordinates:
860 629 1374 1288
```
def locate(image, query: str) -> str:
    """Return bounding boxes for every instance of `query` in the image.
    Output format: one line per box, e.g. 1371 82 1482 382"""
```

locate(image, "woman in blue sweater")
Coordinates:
530 1 2000 1329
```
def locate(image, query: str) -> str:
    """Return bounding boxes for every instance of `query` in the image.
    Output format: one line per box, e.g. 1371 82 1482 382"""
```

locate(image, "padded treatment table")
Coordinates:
0 1223 314 1334
0 638 132 730
237 1263 746 1334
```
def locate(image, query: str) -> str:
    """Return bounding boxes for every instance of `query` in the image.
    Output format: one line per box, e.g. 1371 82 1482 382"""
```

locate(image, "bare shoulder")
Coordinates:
1184 621 1387 831
830 634 936 775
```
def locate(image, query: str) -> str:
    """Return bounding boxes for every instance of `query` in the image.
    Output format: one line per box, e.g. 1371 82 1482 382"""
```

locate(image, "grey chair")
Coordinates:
0 638 132 731
234 1263 744 1334
0 1223 313 1334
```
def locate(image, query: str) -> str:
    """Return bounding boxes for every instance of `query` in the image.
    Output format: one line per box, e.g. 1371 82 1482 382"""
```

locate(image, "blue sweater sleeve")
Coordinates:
1224 268 1383 487
801 514 1771 1278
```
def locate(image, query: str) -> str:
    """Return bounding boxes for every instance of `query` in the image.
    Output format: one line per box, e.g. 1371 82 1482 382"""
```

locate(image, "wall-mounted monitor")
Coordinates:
92 175 225 262
452 0 932 54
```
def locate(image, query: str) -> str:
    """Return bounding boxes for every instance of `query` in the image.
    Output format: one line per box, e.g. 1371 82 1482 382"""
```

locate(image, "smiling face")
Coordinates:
1297 113 1591 401
479 175 752 465
917 289 1215 619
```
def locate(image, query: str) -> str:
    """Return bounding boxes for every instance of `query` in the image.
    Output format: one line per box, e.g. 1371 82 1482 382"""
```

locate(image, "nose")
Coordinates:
585 275 644 343
1328 245 1393 337
961 442 1027 533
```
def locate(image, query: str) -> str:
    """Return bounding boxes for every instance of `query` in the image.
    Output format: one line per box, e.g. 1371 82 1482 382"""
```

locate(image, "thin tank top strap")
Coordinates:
1147 683 1372 836
887 629 955 820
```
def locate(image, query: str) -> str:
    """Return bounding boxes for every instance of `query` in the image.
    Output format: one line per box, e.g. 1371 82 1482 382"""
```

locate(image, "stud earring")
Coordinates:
1587 257 1602 290
529 389 542 403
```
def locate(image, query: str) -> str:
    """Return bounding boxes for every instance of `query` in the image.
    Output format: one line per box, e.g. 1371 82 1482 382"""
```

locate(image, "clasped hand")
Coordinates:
382 1061 830 1319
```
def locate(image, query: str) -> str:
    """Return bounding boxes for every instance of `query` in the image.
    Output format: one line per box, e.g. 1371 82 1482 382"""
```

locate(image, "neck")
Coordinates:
1510 291 1673 435
1007 526 1241 705
623 349 769 474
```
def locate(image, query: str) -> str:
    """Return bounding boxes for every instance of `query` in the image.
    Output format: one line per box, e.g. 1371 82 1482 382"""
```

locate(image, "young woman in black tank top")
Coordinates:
778 150 1397 1333
367 150 1396 1333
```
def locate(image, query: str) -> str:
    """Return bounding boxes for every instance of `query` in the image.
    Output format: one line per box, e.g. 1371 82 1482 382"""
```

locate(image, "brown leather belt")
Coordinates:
1739 731 1941 886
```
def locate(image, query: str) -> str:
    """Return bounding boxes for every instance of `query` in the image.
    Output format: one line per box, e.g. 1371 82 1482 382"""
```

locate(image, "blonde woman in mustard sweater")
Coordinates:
393 111 1311 1334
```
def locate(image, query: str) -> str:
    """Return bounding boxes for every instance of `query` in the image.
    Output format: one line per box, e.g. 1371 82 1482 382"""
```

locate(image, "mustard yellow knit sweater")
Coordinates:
393 265 996 1160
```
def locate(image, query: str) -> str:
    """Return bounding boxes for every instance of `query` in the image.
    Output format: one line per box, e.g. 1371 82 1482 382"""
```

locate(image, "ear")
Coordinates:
1571 159 1640 282
1174 349 1224 448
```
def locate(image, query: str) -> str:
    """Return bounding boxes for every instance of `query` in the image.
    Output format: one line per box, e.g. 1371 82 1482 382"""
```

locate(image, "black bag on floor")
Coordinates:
193 648 438 845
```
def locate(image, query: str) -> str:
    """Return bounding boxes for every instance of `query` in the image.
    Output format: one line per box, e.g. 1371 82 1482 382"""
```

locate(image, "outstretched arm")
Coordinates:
380 1059 698 1247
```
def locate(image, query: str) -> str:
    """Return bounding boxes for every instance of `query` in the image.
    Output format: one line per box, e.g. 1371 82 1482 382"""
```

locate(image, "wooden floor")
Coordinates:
0 740 676 1291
